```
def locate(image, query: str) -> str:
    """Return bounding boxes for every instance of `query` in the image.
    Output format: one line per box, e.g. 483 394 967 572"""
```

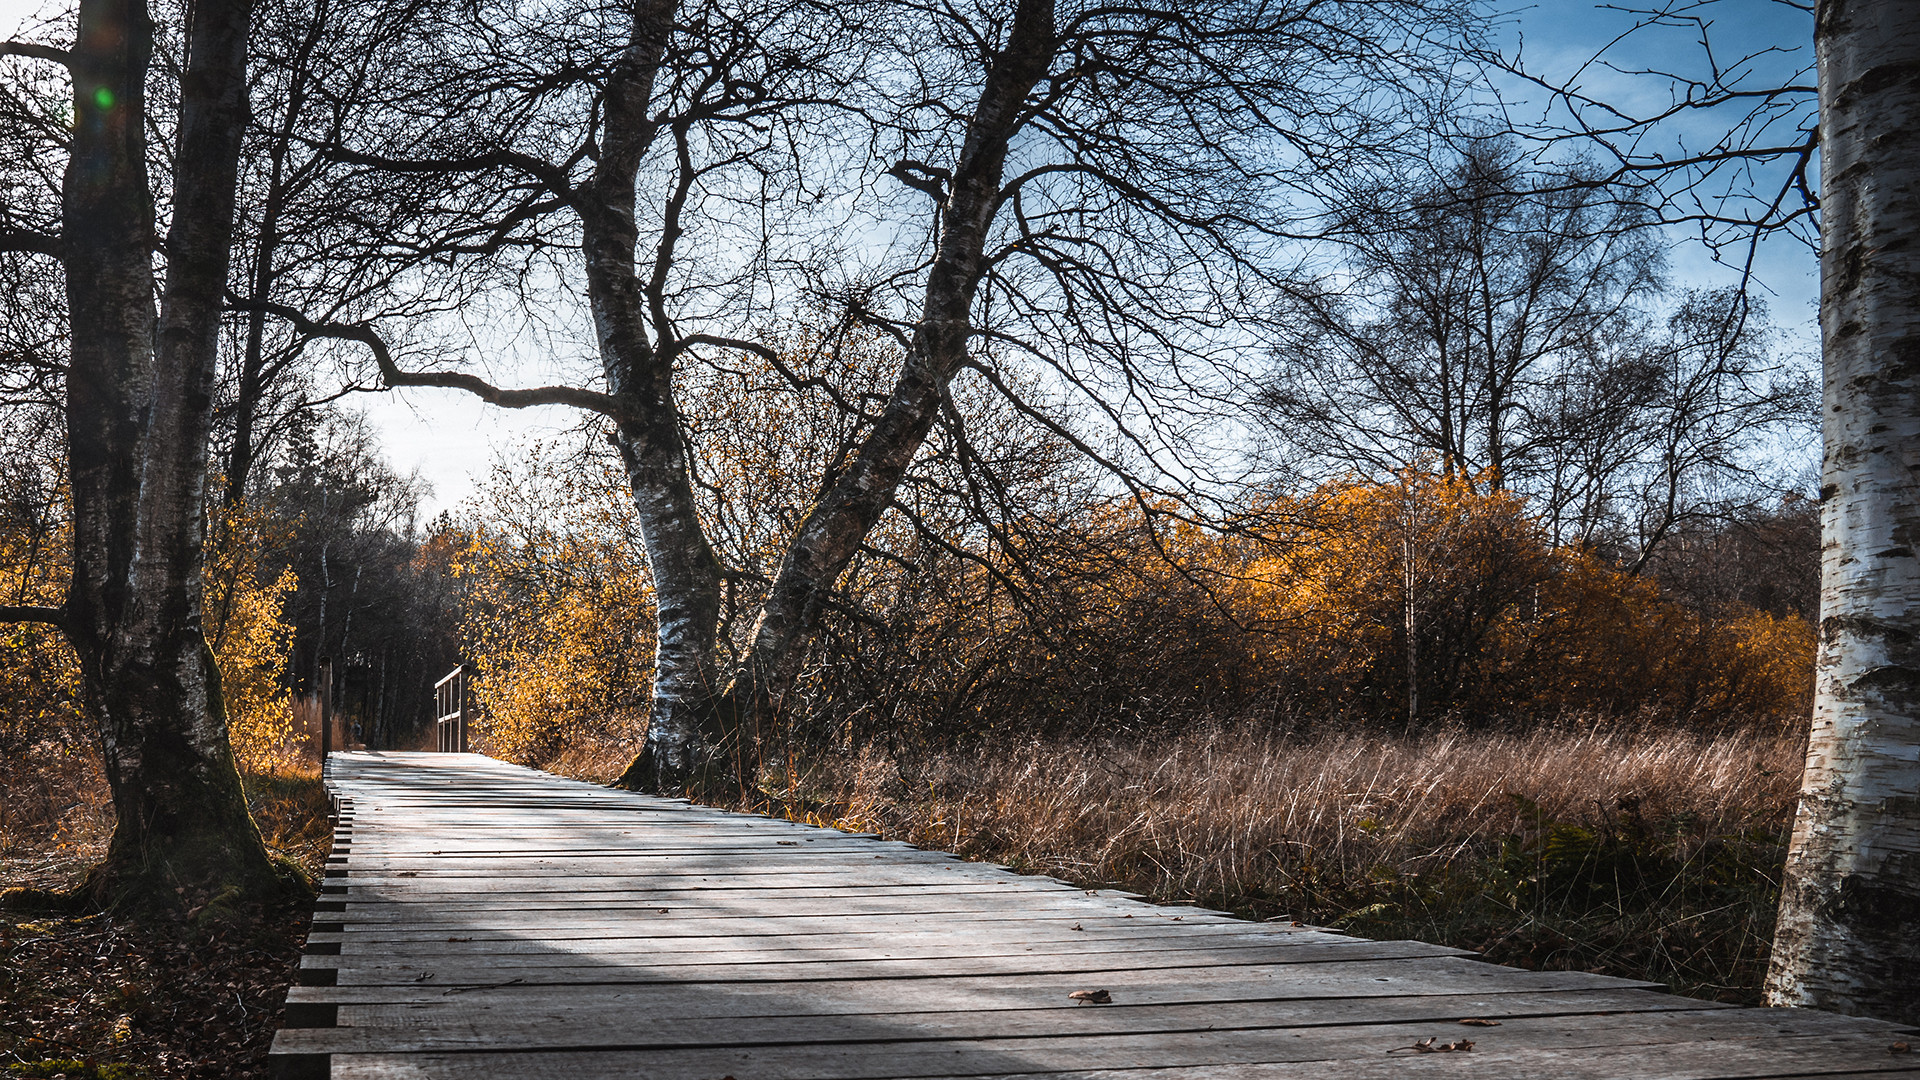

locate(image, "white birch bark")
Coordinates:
1764 0 1920 1023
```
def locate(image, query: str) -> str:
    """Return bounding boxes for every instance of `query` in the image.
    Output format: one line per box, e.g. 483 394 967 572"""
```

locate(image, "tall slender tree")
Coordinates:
0 0 282 908
1765 0 1920 1023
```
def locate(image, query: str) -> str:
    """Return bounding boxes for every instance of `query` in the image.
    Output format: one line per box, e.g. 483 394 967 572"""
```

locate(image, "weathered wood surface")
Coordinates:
271 752 1919 1079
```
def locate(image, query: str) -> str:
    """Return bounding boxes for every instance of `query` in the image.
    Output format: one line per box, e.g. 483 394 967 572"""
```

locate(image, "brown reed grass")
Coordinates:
522 717 1813 1003
765 719 1801 1003
813 722 1799 893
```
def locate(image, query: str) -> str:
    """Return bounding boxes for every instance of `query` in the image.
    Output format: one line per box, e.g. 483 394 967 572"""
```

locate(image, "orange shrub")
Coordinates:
1231 471 1814 724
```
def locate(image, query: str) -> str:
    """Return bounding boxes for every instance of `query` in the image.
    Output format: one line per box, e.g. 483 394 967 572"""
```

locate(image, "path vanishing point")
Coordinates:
269 752 1920 1079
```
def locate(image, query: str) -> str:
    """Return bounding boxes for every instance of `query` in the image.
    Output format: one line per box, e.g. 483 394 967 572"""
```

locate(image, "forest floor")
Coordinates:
0 758 329 1080
556 717 1805 1005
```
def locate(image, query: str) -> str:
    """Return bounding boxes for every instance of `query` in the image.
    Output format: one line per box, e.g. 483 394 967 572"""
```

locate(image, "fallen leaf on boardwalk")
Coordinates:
1388 1037 1473 1053
1069 989 1112 1004
1070 923 1083 931
777 841 798 846
1458 1018 1500 1026
1892 1042 1911 1054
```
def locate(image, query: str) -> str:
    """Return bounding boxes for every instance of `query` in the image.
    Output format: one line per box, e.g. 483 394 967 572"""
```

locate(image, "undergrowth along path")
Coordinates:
269 752 1918 1079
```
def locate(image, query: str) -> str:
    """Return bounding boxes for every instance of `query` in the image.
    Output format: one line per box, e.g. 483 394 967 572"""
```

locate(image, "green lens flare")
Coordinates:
93 86 114 110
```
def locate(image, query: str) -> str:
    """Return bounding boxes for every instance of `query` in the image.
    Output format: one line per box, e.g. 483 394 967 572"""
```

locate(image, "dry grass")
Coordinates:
1 748 331 896
768 720 1803 1004
0 746 113 894
814 723 1797 893
535 718 1807 1004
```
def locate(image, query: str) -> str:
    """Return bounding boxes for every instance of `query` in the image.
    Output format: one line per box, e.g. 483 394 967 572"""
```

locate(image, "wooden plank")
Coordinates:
322 1019 1917 1080
329 877 1123 898
291 961 1663 1015
332 864 1044 880
274 986 1711 1054
326 935 1368 964
309 914 1254 940
312 904 1244 927
303 938 1471 986
307 914 1344 941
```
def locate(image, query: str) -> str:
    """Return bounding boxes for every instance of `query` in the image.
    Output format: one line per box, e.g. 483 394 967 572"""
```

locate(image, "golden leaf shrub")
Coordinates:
1233 471 1815 722
457 448 655 764
0 457 84 757
453 426 1813 760
204 502 300 769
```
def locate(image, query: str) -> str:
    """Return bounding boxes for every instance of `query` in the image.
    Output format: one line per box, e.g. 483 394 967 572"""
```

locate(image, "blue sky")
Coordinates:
2 0 1822 514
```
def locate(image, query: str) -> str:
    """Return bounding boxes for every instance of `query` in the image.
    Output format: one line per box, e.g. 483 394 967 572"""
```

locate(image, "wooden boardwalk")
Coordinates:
271 752 1919 1079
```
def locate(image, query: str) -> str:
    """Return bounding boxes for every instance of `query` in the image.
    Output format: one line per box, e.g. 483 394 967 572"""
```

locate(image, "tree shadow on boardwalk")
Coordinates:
271 753 1919 1080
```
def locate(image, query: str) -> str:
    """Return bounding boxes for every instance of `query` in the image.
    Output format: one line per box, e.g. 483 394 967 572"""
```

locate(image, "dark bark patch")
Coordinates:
1830 238 1870 300
1832 60 1920 113
1886 336 1920 381
1833 872 1920 927
1823 614 1915 646
1847 663 1920 701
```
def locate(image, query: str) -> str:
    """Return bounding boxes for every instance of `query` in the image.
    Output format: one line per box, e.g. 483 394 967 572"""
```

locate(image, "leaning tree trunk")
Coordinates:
1763 0 1920 1023
609 0 1058 795
63 0 280 909
573 0 740 795
705 0 1059 788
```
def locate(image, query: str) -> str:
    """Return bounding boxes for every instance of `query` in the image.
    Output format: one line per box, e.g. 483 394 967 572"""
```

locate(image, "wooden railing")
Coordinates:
433 664 468 752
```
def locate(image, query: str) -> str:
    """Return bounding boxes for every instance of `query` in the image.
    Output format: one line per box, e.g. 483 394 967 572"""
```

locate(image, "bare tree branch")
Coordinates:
233 295 629 420
0 228 59 257
0 40 72 66
0 604 67 630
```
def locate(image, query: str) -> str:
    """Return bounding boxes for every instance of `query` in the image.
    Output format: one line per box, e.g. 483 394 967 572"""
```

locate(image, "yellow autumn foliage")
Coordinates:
204 502 300 770
457 449 655 763
0 456 84 755
1223 470 1814 721
0 482 300 771
453 428 1813 759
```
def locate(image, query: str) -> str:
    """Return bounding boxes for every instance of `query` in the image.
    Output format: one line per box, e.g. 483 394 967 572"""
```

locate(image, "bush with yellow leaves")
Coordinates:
457 448 654 764
203 502 301 770
452 430 1813 770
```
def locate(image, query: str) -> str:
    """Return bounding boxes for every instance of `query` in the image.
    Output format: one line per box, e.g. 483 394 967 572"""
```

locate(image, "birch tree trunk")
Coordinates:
1764 0 1920 1023
615 0 1059 794
61 0 280 908
580 0 736 792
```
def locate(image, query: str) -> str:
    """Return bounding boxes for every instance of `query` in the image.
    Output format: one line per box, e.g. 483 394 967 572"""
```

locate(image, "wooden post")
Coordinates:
319 655 334 763
457 665 468 753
